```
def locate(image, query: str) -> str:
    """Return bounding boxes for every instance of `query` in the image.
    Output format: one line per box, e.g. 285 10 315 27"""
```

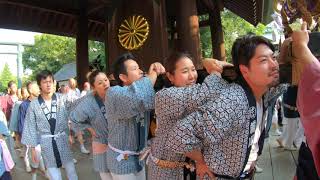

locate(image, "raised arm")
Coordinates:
105 77 155 120
293 23 320 176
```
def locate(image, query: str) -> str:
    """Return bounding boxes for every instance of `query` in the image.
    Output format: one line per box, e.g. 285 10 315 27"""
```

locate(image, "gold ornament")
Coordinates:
118 15 149 50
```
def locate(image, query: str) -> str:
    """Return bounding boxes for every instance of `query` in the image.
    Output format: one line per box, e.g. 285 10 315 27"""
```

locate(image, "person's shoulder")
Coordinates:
78 92 95 103
108 85 127 95
14 100 23 105
156 84 199 96
28 98 40 108
20 100 30 107
213 83 247 103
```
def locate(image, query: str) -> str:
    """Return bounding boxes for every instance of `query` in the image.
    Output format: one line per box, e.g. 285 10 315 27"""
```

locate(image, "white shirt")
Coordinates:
80 90 88 97
244 99 265 172
69 88 81 98
44 99 52 111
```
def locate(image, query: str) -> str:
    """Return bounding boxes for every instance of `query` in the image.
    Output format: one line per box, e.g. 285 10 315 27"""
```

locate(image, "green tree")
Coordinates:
89 40 106 71
200 10 266 62
22 34 76 79
0 63 17 92
22 34 106 79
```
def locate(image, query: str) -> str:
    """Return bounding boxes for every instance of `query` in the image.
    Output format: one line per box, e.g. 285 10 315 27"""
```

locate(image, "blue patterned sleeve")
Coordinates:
69 97 92 133
155 74 229 120
21 104 38 147
105 77 155 120
166 89 246 154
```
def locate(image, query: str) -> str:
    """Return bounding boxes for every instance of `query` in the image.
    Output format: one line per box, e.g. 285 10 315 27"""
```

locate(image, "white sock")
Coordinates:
80 144 85 149
32 173 37 180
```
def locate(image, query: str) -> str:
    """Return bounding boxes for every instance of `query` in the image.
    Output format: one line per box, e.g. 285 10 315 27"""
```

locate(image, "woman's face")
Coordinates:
167 57 198 87
93 73 110 96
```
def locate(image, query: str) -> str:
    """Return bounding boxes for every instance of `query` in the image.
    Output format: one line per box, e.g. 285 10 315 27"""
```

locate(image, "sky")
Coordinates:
0 28 40 76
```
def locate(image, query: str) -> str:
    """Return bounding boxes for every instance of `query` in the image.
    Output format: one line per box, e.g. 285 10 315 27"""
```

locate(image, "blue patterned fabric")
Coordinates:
166 77 288 179
8 101 22 132
70 92 109 172
148 74 229 179
105 77 154 174
21 93 73 168
17 99 31 135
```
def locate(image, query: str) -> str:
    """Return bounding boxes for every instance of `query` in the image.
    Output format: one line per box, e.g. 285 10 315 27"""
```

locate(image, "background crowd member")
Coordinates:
80 82 91 97
276 85 304 150
0 120 14 180
0 81 19 163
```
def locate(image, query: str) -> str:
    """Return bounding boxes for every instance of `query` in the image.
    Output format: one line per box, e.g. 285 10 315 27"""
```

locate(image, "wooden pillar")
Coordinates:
209 5 226 61
176 0 201 68
76 0 89 90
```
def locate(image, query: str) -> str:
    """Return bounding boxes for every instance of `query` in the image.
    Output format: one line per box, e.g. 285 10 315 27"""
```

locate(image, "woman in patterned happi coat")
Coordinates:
69 70 112 180
148 52 230 180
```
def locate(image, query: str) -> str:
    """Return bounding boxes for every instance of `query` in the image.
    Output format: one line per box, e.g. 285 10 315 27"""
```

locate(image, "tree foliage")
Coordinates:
200 10 266 62
22 34 105 79
0 63 17 93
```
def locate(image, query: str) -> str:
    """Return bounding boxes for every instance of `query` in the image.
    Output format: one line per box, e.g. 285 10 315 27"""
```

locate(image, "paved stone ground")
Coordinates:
255 128 299 180
11 138 100 180
11 128 298 180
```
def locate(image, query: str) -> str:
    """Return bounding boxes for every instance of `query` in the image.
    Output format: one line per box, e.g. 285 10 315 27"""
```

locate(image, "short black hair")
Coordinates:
26 81 36 94
165 51 193 74
112 52 137 85
232 35 275 76
36 70 54 86
7 81 16 88
87 70 104 87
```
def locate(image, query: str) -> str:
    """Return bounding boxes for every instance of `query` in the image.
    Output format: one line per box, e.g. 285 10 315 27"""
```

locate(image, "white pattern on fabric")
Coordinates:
69 92 109 172
166 81 288 179
21 93 74 168
148 74 229 179
105 77 155 175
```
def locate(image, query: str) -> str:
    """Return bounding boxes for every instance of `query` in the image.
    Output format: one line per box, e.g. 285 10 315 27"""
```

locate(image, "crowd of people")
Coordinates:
0 22 319 180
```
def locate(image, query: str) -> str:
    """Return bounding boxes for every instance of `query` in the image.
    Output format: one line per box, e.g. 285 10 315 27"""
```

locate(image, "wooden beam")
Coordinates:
88 4 105 15
0 0 105 25
0 0 75 17
76 0 89 90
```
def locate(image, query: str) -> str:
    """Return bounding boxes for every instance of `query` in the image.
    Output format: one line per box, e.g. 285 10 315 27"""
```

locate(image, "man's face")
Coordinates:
241 44 279 89
29 83 40 97
9 83 17 95
121 59 144 85
40 76 54 94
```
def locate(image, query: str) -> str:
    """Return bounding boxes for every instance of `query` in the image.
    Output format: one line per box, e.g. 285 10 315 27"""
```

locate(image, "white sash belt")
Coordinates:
108 144 139 162
41 132 66 140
